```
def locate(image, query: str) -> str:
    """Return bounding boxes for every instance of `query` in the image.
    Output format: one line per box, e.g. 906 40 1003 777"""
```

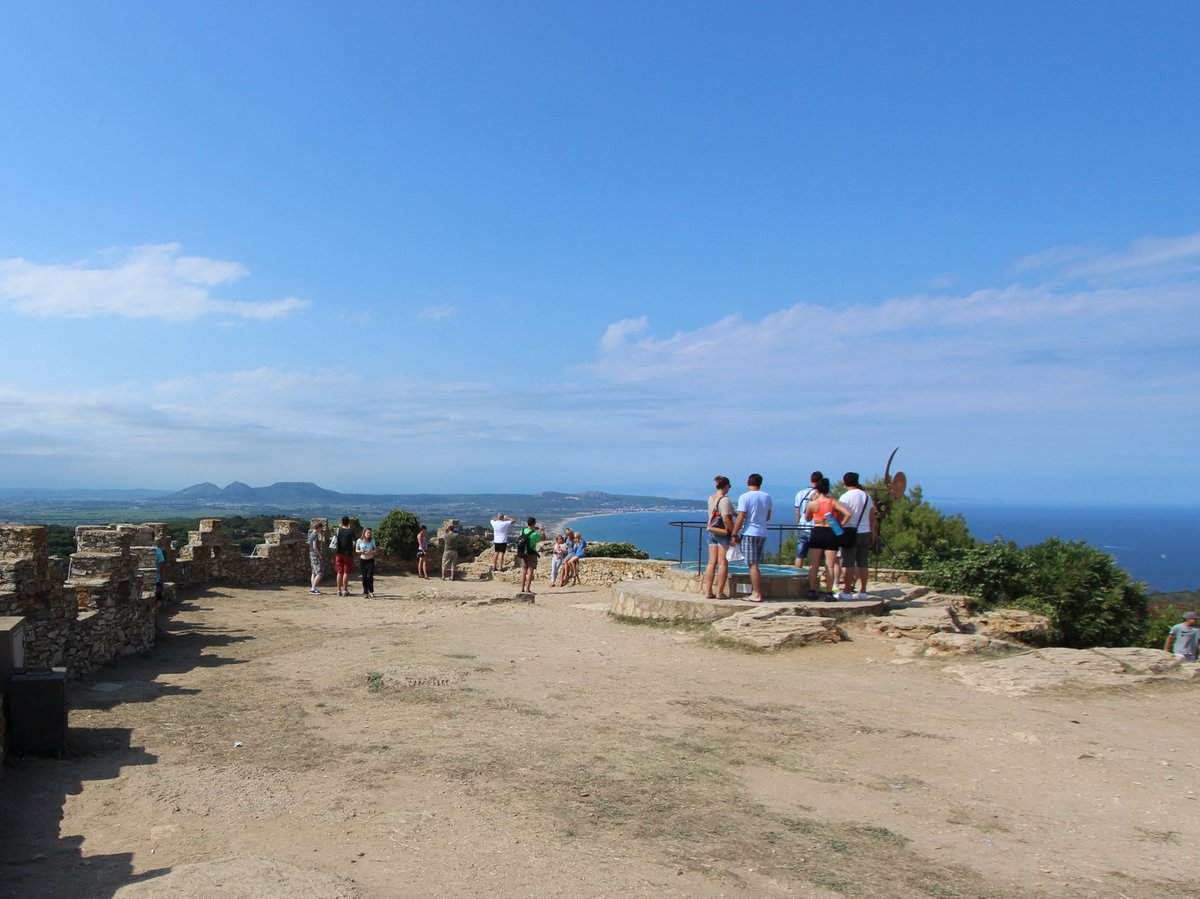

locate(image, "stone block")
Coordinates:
713 606 842 650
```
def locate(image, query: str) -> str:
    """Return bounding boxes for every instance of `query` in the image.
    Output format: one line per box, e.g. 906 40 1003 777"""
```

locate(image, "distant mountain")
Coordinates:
151 482 704 518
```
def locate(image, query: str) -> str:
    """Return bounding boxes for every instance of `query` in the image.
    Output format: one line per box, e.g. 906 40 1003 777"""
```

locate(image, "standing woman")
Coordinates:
307 521 326 595
805 478 851 598
703 475 735 599
416 524 429 579
356 527 377 598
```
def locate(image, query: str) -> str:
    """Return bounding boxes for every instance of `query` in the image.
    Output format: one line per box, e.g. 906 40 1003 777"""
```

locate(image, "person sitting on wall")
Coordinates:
558 533 586 586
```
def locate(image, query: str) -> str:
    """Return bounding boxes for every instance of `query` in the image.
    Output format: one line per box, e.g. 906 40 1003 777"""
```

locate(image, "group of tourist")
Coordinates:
307 516 377 597
305 512 583 597
490 514 586 590
703 470 877 603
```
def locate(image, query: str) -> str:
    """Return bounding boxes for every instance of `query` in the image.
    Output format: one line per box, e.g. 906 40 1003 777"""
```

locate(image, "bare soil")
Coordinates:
1 573 1196 898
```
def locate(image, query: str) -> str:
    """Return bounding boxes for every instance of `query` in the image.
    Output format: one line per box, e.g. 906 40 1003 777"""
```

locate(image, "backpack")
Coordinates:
515 529 532 558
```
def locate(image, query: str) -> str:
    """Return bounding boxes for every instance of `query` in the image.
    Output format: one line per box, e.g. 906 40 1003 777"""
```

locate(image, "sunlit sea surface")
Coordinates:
563 504 1200 593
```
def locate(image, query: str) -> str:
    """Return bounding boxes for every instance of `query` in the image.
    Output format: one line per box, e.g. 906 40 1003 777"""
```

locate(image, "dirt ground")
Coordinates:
1 571 1197 899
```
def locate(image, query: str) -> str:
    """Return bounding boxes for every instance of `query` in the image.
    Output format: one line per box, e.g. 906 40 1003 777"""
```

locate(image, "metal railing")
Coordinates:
668 520 804 564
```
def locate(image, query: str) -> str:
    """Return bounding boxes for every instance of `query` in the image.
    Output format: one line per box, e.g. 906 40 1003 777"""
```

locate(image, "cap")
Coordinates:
1184 611 1198 619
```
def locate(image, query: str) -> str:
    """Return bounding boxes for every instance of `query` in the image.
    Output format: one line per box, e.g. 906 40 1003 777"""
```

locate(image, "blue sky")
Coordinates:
1 2 1197 504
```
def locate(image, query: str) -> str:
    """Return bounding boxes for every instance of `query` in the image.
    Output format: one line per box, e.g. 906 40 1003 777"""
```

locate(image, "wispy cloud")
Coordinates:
1010 231 1200 283
416 304 456 320
0 244 309 322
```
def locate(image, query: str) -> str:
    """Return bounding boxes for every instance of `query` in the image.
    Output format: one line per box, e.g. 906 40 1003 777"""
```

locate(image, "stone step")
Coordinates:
610 579 886 622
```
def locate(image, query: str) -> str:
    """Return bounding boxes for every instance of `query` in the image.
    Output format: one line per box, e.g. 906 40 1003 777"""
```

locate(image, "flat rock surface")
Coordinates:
0 575 1195 899
946 646 1187 695
712 607 841 650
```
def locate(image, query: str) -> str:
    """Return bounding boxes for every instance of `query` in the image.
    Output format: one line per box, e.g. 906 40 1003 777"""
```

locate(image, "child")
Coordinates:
1164 610 1199 662
549 535 568 587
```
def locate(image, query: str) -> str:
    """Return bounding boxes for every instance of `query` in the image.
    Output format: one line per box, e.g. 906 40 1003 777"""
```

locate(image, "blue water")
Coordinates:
563 506 1200 593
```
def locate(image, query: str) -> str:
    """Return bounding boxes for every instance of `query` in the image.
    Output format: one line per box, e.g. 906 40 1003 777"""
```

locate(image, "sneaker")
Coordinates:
855 591 870 601
835 591 854 601
309 589 320 595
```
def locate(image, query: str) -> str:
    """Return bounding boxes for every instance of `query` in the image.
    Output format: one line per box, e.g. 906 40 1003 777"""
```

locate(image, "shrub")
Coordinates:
922 538 1149 648
586 541 649 560
921 540 1030 608
376 509 422 560
873 484 974 569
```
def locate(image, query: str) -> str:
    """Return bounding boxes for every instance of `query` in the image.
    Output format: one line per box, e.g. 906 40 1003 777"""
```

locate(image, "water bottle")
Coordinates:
825 512 843 536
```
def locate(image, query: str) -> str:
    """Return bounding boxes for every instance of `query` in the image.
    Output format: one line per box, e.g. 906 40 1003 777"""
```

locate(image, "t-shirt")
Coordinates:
574 540 587 558
736 490 772 538
442 531 459 556
1168 623 1199 660
355 538 376 559
839 487 874 535
794 487 816 533
335 527 356 555
491 519 513 544
521 527 543 553
308 530 323 553
708 494 733 525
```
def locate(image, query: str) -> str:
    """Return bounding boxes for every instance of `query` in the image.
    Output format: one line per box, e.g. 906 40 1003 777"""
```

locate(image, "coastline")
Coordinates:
548 507 702 540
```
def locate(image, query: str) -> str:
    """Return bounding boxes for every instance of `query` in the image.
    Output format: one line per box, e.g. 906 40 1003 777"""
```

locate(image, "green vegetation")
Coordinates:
587 541 649 560
376 509 423 560
770 479 1152 650
45 524 76 557
769 480 973 569
922 538 1148 648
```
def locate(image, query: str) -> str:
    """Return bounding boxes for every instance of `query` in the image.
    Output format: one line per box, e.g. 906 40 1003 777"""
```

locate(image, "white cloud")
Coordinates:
0 243 309 322
416 304 456 320
1010 231 1200 282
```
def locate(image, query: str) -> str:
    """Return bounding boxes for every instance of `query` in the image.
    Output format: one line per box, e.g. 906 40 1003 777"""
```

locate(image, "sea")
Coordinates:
563 503 1200 594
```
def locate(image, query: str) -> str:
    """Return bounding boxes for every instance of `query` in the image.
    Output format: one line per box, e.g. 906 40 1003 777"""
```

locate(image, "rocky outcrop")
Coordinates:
946 647 1195 695
712 605 842 650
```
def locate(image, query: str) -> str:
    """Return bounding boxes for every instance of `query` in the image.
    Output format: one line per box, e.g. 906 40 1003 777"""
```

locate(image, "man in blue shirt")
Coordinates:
731 473 772 602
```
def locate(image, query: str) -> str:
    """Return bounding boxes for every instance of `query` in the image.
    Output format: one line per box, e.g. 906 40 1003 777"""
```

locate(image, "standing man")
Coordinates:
837 473 875 600
517 517 546 594
794 470 822 570
731 473 772 602
441 526 460 581
490 512 516 572
334 516 357 597
307 520 326 595
1164 610 1199 662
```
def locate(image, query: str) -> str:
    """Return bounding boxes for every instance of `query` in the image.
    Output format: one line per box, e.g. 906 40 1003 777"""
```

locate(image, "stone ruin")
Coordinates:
0 518 311 678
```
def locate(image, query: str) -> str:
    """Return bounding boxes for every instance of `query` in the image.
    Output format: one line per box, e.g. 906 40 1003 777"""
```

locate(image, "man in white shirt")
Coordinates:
490 513 516 572
731 473 772 602
837 472 875 600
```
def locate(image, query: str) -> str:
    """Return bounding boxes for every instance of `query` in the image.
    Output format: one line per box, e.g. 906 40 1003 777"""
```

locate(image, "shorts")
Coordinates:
809 527 840 552
442 552 458 565
741 535 765 566
708 531 730 548
417 549 426 557
335 553 354 575
841 532 872 569
520 551 539 568
494 542 508 553
309 550 323 576
794 530 812 559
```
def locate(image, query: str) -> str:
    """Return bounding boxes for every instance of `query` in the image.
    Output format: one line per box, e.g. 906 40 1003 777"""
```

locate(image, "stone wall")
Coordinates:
0 518 312 679
460 556 675 586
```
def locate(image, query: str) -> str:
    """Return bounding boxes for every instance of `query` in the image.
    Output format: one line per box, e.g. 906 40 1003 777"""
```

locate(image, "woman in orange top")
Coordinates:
804 477 851 599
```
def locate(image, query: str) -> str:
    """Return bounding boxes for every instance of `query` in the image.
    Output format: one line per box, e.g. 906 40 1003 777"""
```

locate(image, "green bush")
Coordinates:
376 509 422 560
922 538 1148 648
586 541 649 560
921 540 1030 608
873 485 974 569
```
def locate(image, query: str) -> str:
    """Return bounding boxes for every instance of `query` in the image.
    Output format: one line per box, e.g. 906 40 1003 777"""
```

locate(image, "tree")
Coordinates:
871 483 974 569
376 509 422 560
